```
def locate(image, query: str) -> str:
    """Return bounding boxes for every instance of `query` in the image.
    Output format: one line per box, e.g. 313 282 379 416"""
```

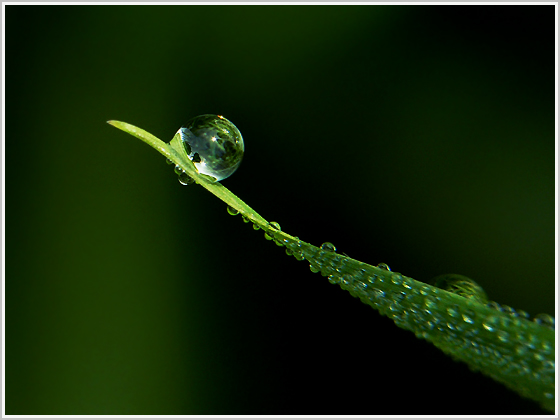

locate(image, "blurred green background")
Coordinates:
6 5 555 415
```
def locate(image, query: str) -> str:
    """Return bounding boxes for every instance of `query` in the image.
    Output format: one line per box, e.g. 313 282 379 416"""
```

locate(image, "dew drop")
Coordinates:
242 216 250 223
377 262 391 271
482 316 499 332
432 274 488 303
328 275 339 284
390 273 402 285
165 158 174 165
264 222 281 240
174 164 183 175
462 309 476 324
516 309 530 320
372 288 386 299
341 275 352 286
226 205 239 216
446 305 460 318
486 301 501 311
533 313 555 329
268 221 281 231
320 242 336 252
177 114 244 182
497 331 509 343
178 172 194 185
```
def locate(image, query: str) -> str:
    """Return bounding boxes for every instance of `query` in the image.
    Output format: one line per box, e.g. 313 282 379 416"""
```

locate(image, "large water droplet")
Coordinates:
177 114 244 181
432 274 488 303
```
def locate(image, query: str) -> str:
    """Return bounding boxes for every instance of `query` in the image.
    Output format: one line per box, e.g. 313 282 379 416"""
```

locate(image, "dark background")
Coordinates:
6 5 555 415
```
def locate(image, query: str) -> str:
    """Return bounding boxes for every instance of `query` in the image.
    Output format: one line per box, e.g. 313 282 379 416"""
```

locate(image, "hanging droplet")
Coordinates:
431 274 488 304
264 221 281 240
242 216 250 223
177 114 244 182
320 242 337 252
165 158 174 165
174 164 183 175
226 205 239 216
178 172 194 185
377 263 391 271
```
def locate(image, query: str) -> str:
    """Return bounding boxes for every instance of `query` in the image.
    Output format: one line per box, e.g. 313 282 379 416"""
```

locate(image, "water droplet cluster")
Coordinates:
226 207 555 411
177 114 244 182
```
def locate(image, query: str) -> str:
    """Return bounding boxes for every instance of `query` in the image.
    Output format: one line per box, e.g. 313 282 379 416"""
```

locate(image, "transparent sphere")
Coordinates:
177 114 244 181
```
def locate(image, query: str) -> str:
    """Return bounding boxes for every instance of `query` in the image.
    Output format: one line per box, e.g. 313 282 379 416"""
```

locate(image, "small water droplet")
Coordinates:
497 331 509 342
309 264 320 273
486 301 501 311
285 248 293 256
432 274 488 303
165 158 174 165
177 114 244 181
341 275 352 286
516 309 530 320
462 309 476 324
328 275 339 284
174 164 183 175
533 313 555 329
500 305 518 317
264 222 281 240
424 297 437 309
446 305 460 318
226 205 239 216
377 263 391 271
268 221 281 231
482 316 499 332
372 288 385 299
390 273 402 285
320 242 336 252
242 216 250 223
253 224 260 231
392 291 406 303
178 172 194 185
367 275 378 284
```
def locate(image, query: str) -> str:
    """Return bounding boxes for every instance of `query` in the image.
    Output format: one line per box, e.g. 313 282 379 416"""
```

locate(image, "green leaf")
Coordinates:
109 120 555 412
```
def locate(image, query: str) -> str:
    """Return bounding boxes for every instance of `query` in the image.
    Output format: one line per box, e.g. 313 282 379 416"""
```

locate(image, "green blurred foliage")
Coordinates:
6 5 555 414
